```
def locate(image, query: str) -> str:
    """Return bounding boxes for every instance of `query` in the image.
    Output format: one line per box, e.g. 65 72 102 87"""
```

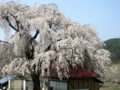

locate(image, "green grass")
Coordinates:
100 87 120 90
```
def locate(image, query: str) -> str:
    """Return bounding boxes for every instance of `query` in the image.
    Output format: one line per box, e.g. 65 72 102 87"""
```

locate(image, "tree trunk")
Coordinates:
31 73 41 90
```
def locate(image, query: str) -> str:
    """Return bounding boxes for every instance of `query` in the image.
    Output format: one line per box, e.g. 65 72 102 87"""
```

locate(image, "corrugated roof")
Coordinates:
47 61 99 78
0 75 16 84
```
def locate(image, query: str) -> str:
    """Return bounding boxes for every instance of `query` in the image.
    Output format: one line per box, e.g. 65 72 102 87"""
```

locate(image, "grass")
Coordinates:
100 87 120 90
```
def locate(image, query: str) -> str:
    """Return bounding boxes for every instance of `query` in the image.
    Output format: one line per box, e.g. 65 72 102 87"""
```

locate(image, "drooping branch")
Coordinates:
27 64 40 75
5 16 19 32
16 20 19 31
48 21 52 29
0 40 9 44
45 44 51 52
31 30 39 40
9 12 17 18
48 21 58 31
37 61 42 75
53 23 59 31
27 65 33 74
33 64 36 73
9 12 20 31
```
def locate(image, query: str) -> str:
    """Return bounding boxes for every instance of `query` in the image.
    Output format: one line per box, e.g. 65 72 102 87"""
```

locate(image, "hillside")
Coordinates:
104 38 120 63
103 38 120 88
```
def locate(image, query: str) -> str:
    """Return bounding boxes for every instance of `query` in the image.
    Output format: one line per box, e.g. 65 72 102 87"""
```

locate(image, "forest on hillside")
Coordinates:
104 38 120 63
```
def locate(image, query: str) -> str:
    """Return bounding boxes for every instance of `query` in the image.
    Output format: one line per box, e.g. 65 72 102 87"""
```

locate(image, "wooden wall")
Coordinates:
68 78 100 90
42 78 100 90
9 79 23 90
8 79 33 90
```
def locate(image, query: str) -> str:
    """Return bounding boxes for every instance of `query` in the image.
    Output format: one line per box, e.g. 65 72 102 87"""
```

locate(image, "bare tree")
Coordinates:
0 1 111 90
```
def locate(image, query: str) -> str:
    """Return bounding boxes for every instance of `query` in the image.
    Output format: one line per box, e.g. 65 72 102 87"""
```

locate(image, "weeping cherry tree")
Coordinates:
0 1 111 90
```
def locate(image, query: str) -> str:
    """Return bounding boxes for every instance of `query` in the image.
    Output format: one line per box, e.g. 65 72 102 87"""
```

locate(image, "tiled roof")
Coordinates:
47 61 99 78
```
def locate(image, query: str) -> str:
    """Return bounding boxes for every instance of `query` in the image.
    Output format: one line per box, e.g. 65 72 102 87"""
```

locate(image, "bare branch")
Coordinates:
5 16 19 32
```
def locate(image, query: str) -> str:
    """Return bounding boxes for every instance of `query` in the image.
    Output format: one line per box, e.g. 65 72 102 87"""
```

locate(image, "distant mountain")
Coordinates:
104 38 120 63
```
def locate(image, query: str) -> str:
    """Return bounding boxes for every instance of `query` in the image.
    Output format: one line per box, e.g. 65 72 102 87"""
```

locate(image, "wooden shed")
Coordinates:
8 78 33 90
0 75 16 90
42 62 103 90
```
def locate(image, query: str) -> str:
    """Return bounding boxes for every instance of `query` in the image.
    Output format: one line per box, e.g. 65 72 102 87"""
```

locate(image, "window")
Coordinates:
49 81 67 90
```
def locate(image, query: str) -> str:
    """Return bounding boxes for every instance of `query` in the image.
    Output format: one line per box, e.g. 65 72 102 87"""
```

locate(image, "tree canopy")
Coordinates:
0 1 111 80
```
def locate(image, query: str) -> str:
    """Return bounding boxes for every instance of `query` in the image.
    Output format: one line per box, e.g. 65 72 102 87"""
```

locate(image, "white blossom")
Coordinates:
0 2 111 79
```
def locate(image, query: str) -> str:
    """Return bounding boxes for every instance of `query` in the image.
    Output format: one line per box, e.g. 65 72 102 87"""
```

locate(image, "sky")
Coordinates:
0 0 120 41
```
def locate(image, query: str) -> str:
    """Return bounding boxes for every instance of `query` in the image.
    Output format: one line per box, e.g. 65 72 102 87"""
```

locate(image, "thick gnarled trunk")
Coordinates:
31 74 41 90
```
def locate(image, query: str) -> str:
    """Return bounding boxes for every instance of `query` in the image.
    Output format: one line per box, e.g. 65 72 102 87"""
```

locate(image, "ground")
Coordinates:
100 87 120 90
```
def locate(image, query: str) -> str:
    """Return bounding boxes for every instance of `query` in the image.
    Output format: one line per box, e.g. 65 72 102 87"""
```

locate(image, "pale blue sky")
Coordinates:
0 0 120 41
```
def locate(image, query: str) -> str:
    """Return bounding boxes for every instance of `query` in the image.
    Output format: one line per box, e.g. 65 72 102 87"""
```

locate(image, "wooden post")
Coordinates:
23 80 26 90
8 80 11 89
